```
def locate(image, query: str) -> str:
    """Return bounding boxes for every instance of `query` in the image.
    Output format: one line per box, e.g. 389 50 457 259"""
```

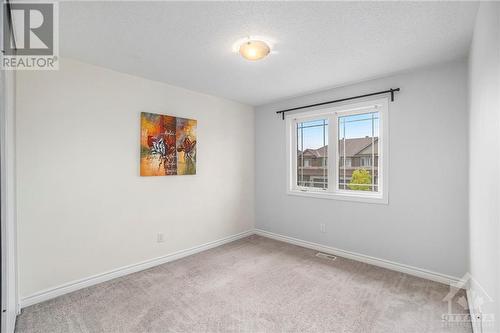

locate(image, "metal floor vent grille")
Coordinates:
316 252 337 261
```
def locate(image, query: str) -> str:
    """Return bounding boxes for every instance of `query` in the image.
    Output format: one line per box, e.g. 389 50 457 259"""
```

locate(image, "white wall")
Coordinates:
255 60 469 279
16 58 255 299
468 2 500 331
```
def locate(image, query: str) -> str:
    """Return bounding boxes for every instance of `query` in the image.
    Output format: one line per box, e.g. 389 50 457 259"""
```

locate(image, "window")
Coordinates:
296 119 328 190
359 156 371 167
338 113 378 193
286 98 388 204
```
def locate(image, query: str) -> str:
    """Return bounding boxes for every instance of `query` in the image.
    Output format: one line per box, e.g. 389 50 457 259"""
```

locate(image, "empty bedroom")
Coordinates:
1 1 499 333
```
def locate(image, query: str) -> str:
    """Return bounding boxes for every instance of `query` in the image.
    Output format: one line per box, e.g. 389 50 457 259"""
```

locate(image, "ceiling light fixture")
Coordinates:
238 40 270 61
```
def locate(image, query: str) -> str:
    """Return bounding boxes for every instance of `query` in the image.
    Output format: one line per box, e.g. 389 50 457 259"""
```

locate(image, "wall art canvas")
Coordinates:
140 112 197 176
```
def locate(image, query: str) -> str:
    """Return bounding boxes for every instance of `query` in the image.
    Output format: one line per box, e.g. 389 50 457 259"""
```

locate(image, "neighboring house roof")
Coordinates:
354 138 379 156
298 137 378 158
301 146 328 158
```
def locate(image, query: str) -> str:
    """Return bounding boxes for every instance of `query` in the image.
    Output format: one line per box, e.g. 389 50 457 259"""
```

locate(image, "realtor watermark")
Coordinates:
442 273 495 330
2 1 59 70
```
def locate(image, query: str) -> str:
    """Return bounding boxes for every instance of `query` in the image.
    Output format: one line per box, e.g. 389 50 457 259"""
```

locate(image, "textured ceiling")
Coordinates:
60 1 478 106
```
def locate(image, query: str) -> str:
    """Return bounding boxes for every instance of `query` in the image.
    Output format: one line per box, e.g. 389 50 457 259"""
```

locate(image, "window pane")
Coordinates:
297 119 328 189
338 112 379 192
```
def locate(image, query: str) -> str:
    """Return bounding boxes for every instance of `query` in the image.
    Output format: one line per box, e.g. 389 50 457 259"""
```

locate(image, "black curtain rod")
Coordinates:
276 88 400 119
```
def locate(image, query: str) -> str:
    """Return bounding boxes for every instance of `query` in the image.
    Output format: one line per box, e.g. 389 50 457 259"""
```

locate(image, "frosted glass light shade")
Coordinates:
239 40 270 61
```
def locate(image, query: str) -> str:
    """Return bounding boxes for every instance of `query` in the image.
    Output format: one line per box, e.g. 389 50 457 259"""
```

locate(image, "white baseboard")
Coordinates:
21 228 461 310
254 229 460 286
5 310 17 333
20 230 254 308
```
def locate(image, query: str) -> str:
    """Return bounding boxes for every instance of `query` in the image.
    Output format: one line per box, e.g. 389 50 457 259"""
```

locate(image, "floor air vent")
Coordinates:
316 252 337 261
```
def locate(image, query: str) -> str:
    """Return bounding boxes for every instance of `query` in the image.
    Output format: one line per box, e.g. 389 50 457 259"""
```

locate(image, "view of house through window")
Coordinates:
296 119 328 189
289 99 386 202
338 112 379 192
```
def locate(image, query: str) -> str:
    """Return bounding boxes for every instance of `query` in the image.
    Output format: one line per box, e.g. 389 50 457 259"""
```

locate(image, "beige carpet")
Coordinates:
16 235 471 333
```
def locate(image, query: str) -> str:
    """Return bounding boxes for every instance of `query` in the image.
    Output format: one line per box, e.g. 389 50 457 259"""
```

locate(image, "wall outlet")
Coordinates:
320 223 326 233
157 232 165 243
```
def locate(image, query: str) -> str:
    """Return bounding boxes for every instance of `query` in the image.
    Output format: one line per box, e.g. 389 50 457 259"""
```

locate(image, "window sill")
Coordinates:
287 189 388 205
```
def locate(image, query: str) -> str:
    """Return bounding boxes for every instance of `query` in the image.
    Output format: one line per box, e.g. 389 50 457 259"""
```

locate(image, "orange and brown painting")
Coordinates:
140 112 197 176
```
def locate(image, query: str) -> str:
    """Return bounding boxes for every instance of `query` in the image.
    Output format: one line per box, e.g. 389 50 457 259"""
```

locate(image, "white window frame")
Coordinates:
286 98 389 204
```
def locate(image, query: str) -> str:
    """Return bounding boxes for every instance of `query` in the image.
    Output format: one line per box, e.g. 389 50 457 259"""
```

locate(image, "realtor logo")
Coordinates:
2 2 58 70
442 273 495 329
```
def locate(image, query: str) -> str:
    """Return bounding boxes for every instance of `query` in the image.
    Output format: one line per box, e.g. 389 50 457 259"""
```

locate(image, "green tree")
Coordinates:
348 168 372 191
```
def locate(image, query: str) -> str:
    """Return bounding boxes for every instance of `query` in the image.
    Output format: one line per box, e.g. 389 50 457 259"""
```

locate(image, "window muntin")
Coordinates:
337 111 379 193
287 98 388 203
296 119 328 190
